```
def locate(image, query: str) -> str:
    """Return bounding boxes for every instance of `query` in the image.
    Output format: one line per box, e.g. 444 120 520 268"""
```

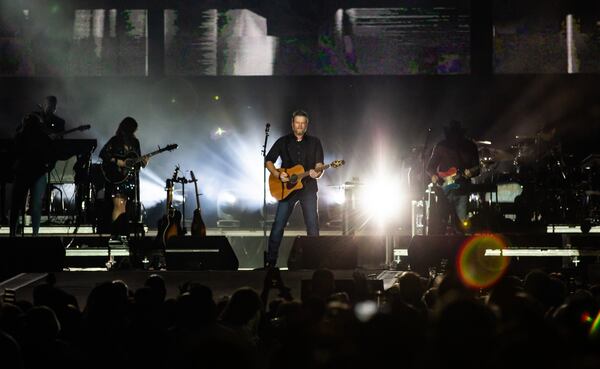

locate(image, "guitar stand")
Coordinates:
131 169 145 239
174 175 190 235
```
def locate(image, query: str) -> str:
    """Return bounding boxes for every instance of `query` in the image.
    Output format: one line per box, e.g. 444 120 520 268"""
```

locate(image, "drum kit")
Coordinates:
473 135 599 232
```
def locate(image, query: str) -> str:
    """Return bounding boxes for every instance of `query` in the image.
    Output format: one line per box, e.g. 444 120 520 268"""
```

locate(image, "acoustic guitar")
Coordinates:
190 170 207 237
102 143 178 185
269 159 345 201
156 166 183 247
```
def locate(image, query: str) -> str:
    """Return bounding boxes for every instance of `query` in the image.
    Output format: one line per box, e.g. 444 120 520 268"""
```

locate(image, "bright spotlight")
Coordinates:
359 176 403 226
211 127 230 140
332 189 346 205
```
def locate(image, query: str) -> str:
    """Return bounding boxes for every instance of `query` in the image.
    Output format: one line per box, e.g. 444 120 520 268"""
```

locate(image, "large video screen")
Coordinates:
0 2 471 76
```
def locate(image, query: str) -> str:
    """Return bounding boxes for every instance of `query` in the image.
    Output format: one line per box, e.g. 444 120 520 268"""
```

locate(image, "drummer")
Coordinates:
534 122 561 162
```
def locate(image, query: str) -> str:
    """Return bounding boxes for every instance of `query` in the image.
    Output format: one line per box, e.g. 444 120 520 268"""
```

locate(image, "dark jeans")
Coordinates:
428 189 468 235
447 192 468 223
10 173 47 236
267 189 319 266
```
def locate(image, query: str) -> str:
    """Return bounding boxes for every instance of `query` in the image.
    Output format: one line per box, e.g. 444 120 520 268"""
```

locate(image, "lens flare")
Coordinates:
581 311 593 324
591 311 600 337
457 234 510 289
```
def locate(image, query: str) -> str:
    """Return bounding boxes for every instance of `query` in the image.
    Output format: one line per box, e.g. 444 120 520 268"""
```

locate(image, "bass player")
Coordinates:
426 120 480 234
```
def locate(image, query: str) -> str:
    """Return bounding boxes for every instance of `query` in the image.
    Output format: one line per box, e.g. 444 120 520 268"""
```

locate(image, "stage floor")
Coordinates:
3 231 600 298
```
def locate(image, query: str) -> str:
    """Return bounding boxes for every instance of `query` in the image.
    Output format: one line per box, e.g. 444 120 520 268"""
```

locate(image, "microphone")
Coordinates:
265 123 270 132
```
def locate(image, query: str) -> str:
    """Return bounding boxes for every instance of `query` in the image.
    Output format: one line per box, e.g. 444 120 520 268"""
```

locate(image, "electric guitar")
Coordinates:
48 124 91 139
156 166 183 247
434 165 479 194
269 159 345 201
101 143 178 184
190 170 207 237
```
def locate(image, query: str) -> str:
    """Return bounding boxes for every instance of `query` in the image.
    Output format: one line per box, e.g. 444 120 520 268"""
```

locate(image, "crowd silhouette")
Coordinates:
1 267 600 369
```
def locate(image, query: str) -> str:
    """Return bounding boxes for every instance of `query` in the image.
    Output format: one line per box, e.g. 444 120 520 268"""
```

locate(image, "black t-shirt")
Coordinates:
40 112 66 134
266 133 324 193
426 138 480 177
13 121 54 180
100 135 141 162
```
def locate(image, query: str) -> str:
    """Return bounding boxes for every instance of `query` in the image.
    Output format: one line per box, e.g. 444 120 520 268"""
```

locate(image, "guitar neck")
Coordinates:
146 148 167 158
298 163 331 179
61 127 79 136
131 148 167 165
50 126 86 139
194 183 200 209
165 180 174 211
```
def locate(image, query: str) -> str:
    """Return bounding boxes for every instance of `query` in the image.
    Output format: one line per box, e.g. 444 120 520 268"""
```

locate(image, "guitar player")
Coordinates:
99 117 149 237
264 110 324 267
426 120 480 235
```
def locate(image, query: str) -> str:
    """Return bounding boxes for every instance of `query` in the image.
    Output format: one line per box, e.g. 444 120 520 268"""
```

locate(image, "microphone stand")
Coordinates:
262 123 270 266
421 128 432 235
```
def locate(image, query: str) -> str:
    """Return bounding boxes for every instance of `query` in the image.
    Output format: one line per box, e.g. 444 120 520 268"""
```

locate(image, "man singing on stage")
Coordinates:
264 110 324 267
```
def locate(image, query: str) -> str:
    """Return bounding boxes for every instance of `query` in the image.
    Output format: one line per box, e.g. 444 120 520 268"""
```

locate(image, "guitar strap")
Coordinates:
453 142 465 172
452 141 474 189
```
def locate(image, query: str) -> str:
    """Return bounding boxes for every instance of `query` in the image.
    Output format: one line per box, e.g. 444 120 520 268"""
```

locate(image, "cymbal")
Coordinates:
489 147 514 161
475 140 492 146
480 147 513 161
514 135 536 143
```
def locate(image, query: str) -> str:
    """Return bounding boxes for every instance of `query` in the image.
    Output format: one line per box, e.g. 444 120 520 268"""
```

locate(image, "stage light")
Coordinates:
213 95 220 101
210 127 231 140
359 175 404 227
332 189 346 205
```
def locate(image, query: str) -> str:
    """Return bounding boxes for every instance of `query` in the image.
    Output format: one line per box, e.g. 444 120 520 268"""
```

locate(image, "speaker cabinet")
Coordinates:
0 237 65 278
407 235 466 276
165 236 238 270
288 236 385 270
